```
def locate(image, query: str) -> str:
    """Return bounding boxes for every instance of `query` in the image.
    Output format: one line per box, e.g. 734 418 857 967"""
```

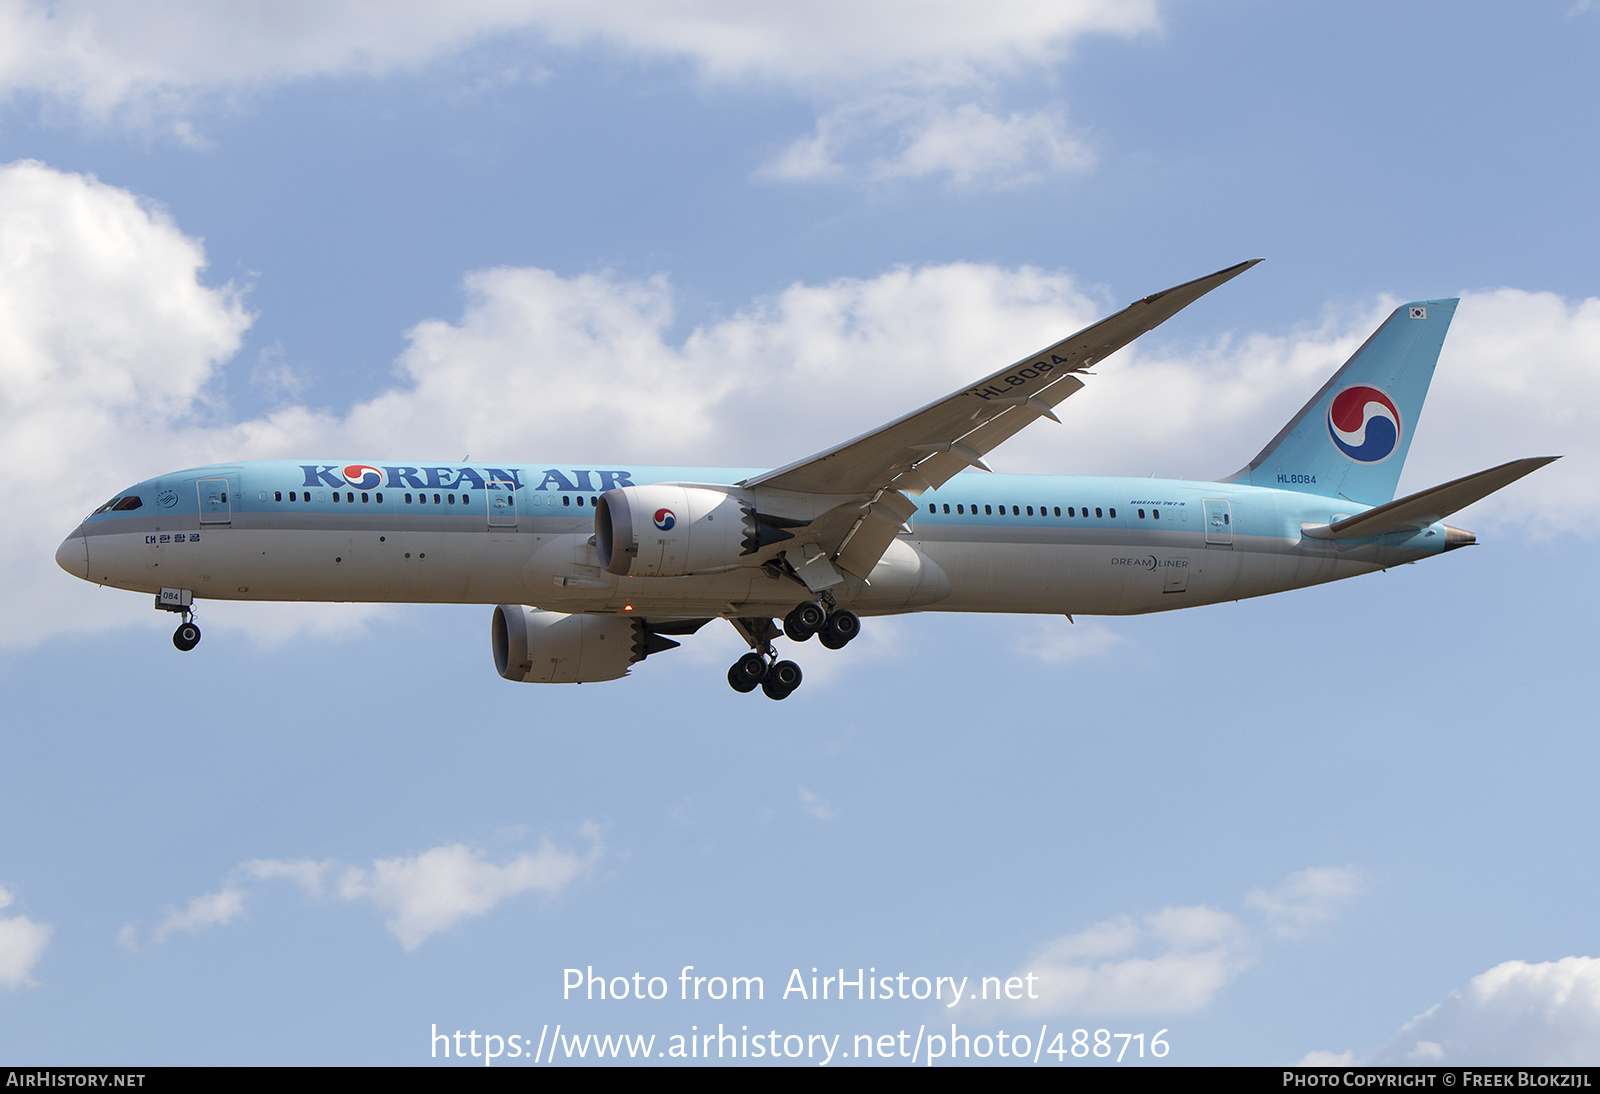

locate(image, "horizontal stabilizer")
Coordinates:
1302 456 1558 540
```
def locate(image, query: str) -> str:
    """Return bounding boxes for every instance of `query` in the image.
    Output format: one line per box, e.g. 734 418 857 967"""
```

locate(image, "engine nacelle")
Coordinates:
595 484 749 577
491 606 637 683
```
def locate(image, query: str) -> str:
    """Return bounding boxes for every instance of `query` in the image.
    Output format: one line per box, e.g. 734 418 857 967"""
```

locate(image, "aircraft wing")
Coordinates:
745 259 1261 499
744 259 1261 579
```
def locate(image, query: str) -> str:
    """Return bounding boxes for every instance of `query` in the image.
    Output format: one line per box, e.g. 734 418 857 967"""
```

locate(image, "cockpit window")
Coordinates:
92 495 143 515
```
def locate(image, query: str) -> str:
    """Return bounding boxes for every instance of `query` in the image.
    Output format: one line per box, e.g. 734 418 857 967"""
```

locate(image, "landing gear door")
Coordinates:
487 480 518 528
1203 499 1233 546
197 478 232 524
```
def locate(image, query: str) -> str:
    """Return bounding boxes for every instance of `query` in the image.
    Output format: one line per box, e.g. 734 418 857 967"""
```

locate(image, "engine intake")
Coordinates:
492 606 637 683
595 485 748 577
492 606 702 683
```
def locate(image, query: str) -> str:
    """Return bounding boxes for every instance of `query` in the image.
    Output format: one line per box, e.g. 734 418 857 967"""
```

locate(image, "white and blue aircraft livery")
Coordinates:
56 261 1555 699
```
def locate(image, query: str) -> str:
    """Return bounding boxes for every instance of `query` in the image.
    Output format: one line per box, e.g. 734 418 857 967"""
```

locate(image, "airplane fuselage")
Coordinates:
58 460 1459 622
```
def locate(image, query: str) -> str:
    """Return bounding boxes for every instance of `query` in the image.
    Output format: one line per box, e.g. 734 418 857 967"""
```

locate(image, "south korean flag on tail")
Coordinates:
1409 306 1427 319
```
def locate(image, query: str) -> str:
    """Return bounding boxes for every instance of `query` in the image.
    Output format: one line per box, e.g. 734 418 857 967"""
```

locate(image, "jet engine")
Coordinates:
594 485 752 577
491 606 697 683
492 606 637 683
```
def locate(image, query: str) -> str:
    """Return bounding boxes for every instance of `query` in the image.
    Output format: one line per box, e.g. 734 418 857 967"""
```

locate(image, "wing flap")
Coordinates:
832 489 919 580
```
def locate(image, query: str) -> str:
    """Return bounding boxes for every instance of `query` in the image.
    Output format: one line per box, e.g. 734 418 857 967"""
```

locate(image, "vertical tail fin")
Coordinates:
1224 298 1457 506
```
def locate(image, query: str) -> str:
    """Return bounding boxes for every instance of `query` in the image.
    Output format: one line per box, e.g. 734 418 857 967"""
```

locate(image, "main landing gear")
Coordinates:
725 602 860 700
727 652 804 700
785 602 860 649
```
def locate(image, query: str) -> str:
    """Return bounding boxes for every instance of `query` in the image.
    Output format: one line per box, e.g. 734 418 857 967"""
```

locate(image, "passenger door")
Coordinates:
1202 499 1233 547
487 480 518 528
197 478 232 525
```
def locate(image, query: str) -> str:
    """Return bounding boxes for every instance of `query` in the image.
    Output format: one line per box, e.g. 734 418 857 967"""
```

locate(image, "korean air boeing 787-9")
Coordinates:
55 261 1555 698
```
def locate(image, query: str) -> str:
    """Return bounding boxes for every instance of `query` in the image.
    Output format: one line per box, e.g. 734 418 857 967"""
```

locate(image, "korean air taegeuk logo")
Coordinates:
1327 386 1401 464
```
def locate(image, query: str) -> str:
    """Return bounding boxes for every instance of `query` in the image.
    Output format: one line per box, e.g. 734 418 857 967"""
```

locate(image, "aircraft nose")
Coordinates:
56 531 88 579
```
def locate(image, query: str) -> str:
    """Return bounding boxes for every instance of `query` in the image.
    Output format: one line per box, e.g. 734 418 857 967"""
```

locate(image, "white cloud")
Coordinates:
0 160 251 644
0 1 1157 111
133 827 601 952
1011 619 1129 664
0 3 1156 186
0 885 53 989
1009 904 1253 1015
1342 957 1600 1066
1244 867 1365 939
760 99 1095 188
8 163 1598 649
241 857 334 896
333 828 601 950
992 868 1361 1016
797 786 836 821
355 265 1600 538
151 885 247 942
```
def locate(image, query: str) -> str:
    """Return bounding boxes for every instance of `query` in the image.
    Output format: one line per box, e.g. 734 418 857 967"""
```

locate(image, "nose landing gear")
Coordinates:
172 616 202 652
156 589 201 652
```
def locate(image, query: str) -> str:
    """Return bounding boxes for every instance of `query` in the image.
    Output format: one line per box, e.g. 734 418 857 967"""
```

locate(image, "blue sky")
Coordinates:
2 0 1598 1066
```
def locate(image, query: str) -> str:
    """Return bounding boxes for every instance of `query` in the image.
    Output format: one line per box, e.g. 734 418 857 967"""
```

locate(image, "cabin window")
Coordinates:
1152 509 1159 520
447 494 455 505
1053 507 1061 516
404 493 412 503
376 492 383 503
563 495 571 507
343 492 352 503
289 491 298 502
1026 506 1034 516
1109 508 1116 518
332 492 340 503
956 505 964 514
1138 509 1145 519
273 491 282 502
591 496 598 506
433 494 441 504
577 496 585 507
361 492 369 503
984 505 992 515
1095 507 1102 518
1224 513 1230 525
